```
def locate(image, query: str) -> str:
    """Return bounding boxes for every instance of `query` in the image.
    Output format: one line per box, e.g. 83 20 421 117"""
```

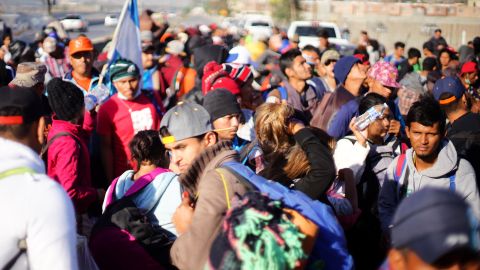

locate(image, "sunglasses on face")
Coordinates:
71 51 92 59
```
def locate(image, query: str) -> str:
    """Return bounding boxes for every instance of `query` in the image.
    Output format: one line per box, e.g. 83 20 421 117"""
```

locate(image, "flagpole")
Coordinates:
99 0 142 86
107 0 130 61
99 0 131 84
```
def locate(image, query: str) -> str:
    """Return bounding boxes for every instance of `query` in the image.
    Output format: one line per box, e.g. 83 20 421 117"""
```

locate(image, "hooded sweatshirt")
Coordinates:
47 112 98 214
0 138 77 270
378 140 480 231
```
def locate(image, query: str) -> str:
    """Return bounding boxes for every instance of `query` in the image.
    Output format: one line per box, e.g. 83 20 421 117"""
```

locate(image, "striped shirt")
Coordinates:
42 55 71 79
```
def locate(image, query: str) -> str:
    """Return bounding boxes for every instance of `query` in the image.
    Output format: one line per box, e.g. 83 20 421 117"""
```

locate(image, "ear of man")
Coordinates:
387 249 407 270
203 131 218 147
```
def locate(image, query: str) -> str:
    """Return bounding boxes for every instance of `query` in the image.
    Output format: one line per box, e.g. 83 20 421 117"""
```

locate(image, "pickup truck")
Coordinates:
287 21 355 56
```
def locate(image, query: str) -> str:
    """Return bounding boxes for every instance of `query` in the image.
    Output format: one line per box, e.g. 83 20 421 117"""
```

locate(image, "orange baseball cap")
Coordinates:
69 36 94 55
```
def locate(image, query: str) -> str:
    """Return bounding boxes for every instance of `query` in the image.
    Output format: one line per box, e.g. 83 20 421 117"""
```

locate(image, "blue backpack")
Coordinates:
394 153 456 196
264 80 324 103
221 162 354 270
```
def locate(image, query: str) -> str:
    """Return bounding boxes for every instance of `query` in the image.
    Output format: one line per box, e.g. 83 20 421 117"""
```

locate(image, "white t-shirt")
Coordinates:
0 138 78 270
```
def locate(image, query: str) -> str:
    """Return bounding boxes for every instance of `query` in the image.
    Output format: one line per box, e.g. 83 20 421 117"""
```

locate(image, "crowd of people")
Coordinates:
1 9 480 270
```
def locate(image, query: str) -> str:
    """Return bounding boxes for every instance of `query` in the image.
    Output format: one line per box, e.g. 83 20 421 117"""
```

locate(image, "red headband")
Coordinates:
0 116 23 125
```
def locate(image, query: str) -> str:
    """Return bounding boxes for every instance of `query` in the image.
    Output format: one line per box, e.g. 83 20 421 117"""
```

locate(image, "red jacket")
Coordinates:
159 54 183 93
47 112 97 214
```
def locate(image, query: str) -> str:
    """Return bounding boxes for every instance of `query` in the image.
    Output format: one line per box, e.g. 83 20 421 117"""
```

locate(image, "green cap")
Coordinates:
109 58 140 82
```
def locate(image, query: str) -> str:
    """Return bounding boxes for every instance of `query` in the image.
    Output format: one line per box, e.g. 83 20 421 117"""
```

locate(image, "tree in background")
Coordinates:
269 0 300 24
206 0 230 16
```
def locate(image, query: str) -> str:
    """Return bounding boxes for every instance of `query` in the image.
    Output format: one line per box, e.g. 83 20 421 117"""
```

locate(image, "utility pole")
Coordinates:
290 0 297 20
45 0 53 15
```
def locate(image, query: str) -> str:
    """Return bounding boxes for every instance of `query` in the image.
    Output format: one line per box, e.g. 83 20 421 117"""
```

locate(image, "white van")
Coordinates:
244 15 273 40
287 21 355 55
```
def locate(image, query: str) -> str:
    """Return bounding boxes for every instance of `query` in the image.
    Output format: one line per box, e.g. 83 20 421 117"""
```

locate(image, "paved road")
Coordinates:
7 10 221 45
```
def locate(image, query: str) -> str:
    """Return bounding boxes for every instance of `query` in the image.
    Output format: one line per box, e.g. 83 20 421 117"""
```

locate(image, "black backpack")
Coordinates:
90 170 176 269
448 131 480 189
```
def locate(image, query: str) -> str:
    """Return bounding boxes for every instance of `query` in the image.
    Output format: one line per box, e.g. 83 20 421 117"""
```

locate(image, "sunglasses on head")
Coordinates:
325 59 337 66
383 85 399 92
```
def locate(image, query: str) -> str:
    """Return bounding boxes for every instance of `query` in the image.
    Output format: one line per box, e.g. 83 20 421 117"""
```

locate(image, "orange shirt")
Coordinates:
72 72 92 92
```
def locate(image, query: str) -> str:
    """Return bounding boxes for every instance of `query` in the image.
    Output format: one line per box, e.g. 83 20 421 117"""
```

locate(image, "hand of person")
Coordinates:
388 120 401 137
172 192 194 235
288 118 305 135
88 105 99 115
349 117 367 147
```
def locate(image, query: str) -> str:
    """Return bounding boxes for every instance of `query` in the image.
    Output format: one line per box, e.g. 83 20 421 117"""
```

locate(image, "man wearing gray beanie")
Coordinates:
203 88 242 141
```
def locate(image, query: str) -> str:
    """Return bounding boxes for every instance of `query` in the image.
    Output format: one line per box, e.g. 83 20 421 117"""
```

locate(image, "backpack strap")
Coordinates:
400 142 409 154
307 79 323 99
2 239 27 270
124 168 170 197
342 136 357 145
104 176 121 207
0 168 31 270
171 66 187 95
446 164 458 192
394 154 407 183
0 167 35 180
215 169 232 210
141 90 165 118
278 86 288 101
449 174 456 192
41 132 81 160
104 168 171 209
239 139 259 165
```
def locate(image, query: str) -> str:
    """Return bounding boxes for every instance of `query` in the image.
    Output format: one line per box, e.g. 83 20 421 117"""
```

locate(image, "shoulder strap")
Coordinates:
316 92 335 129
171 66 187 93
104 176 121 207
342 136 357 145
307 79 323 99
141 90 164 118
446 161 458 192
0 167 35 181
449 174 456 191
0 167 31 269
41 131 80 158
104 168 172 209
2 239 27 270
215 168 233 210
124 168 170 197
278 86 288 101
394 154 407 183
239 140 259 165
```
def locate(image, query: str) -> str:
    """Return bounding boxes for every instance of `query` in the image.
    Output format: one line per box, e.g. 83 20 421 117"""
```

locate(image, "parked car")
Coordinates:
244 15 273 41
60 15 88 32
287 21 355 56
104 14 118 27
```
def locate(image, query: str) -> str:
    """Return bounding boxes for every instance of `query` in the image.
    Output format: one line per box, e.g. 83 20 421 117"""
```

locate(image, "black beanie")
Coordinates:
47 78 84 121
203 88 242 122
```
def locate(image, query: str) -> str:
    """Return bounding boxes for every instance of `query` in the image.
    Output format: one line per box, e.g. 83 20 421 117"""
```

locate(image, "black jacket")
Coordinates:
447 112 480 189
259 128 336 204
